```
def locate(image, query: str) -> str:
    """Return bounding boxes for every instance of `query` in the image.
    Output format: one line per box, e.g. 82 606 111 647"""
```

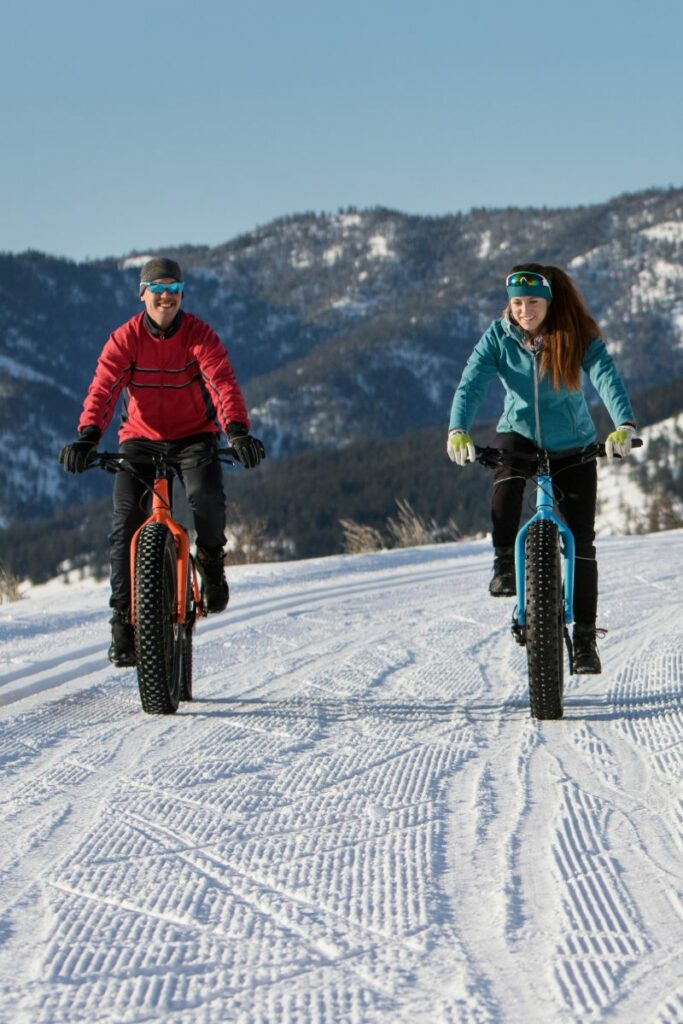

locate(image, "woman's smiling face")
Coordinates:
510 296 550 335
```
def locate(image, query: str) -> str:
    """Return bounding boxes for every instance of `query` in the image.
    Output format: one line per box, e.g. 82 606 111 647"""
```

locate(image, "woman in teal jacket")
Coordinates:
447 264 636 673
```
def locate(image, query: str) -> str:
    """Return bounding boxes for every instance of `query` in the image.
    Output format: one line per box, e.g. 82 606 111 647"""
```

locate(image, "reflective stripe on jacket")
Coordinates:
449 317 635 452
78 312 249 441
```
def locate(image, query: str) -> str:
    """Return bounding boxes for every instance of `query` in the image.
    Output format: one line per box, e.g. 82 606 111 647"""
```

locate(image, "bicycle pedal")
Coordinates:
511 616 526 646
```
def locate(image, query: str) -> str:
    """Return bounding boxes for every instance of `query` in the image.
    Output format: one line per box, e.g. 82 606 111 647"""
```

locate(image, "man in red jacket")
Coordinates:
59 257 265 667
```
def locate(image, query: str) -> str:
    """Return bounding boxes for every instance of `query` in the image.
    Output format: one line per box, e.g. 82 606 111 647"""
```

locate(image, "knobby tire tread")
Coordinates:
180 558 194 702
134 523 181 715
525 519 564 720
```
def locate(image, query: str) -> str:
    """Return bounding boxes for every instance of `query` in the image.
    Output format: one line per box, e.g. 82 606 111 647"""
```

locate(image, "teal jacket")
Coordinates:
449 318 635 452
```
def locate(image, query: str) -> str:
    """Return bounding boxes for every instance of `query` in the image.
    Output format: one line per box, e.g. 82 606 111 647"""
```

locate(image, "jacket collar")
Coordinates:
501 316 526 345
143 310 184 339
501 315 547 352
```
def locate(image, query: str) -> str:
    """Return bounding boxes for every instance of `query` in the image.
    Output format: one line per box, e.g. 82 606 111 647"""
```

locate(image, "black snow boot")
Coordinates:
489 546 516 597
108 608 136 667
196 546 229 614
572 623 602 675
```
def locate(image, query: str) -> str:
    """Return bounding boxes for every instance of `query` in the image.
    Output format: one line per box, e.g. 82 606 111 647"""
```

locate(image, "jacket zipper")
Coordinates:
532 351 543 447
158 331 166 438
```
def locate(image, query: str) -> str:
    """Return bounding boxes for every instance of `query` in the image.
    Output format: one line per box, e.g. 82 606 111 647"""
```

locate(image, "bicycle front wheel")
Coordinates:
134 523 182 715
525 519 564 720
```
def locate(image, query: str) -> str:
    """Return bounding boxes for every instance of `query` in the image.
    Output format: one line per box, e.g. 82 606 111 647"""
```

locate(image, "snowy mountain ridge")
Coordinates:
1 186 683 525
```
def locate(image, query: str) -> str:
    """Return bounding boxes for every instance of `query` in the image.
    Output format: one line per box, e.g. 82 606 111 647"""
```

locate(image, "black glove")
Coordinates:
227 423 266 469
58 426 101 474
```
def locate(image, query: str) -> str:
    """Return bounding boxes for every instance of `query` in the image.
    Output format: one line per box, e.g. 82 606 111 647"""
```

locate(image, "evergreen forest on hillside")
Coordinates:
4 376 683 585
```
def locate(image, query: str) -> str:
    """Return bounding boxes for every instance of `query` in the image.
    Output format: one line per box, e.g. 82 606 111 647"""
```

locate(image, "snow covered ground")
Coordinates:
0 535 681 1024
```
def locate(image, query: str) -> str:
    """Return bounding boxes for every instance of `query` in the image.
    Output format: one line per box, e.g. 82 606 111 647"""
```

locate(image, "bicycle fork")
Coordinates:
511 470 575 646
129 475 201 626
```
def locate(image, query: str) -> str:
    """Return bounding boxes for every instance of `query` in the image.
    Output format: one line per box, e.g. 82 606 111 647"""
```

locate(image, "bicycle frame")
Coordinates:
90 447 237 629
513 455 575 628
470 438 642 715
475 438 641 632
128 466 201 627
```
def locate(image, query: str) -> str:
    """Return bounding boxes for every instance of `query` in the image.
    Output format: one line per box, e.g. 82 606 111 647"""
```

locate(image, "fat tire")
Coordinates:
525 519 564 720
134 523 182 715
179 556 194 702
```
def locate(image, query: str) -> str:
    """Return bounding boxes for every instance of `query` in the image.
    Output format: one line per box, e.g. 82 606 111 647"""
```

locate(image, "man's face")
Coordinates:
141 278 183 329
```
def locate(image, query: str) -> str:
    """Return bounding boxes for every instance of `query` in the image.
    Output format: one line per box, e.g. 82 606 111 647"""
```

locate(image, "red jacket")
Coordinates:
78 312 250 441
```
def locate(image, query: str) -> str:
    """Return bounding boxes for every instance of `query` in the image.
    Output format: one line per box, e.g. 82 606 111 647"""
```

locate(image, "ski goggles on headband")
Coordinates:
505 271 552 300
141 281 185 295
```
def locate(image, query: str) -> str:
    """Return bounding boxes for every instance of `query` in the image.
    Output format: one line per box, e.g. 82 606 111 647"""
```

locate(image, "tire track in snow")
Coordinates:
555 615 683 1024
1 556 493 1022
551 782 651 1017
539 577 683 1021
27 715 480 1022
0 691 172 1022
439 536 683 1023
0 536 681 1021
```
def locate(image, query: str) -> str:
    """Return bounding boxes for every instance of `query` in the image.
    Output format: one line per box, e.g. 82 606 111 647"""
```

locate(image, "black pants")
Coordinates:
109 434 226 611
491 432 598 625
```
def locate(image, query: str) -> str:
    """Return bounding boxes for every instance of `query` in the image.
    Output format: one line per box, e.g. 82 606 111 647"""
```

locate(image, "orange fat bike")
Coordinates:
90 449 235 715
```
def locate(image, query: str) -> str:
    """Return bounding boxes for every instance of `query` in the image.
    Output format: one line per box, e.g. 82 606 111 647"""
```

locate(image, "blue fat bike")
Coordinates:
474 440 642 720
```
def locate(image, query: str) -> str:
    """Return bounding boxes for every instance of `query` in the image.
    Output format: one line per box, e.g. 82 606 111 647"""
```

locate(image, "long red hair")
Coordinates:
503 263 600 391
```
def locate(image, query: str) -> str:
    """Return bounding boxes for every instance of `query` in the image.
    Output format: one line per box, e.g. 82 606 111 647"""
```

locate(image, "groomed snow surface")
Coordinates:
0 535 681 1024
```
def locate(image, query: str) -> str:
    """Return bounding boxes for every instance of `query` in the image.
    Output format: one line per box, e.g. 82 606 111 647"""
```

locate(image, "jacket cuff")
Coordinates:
79 425 102 443
226 421 248 440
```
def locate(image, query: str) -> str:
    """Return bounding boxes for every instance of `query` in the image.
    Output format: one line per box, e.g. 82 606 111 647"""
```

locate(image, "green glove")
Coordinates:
605 425 635 459
447 430 475 466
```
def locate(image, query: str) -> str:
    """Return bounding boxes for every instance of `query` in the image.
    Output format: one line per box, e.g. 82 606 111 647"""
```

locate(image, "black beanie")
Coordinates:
139 257 183 295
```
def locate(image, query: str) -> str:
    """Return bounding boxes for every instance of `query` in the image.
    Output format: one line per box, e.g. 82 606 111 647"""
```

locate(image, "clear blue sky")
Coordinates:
2 0 682 261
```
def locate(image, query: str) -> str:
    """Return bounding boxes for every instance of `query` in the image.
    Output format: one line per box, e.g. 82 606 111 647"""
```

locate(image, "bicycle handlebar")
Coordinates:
473 438 643 470
87 447 238 473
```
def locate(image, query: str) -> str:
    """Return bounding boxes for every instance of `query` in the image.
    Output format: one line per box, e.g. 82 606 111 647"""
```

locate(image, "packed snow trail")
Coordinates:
0 534 681 1023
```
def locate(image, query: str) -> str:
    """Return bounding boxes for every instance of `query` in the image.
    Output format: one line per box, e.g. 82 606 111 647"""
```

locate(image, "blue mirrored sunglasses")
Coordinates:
142 281 184 294
506 271 550 290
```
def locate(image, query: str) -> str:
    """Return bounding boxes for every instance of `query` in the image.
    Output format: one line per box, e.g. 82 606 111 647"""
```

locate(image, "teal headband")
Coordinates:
506 270 553 301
